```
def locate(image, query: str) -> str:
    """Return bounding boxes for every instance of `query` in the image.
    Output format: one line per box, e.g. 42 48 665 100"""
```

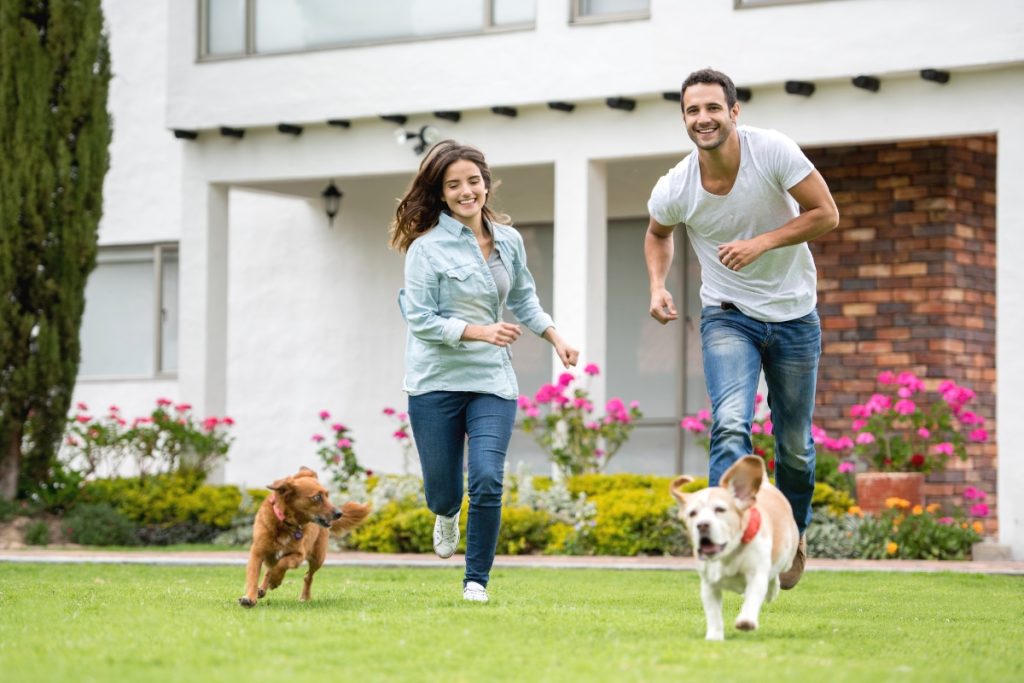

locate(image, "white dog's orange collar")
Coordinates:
741 507 762 544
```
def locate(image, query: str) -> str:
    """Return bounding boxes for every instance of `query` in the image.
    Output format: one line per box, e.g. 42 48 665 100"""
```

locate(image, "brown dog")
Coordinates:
670 455 799 640
238 466 371 608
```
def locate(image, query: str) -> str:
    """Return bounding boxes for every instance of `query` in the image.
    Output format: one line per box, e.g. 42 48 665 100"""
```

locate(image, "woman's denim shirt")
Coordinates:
398 212 554 399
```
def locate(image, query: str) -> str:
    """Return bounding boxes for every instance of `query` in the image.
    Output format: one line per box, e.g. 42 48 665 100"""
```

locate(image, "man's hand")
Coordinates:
649 287 678 325
718 237 767 272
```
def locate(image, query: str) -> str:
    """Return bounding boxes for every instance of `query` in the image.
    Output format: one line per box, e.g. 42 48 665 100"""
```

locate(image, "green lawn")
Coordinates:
0 563 1021 683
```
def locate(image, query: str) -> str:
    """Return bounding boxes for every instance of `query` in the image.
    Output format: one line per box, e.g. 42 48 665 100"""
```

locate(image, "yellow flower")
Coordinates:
912 505 923 515
848 505 862 517
886 541 899 555
926 503 941 514
885 497 910 510
972 521 984 534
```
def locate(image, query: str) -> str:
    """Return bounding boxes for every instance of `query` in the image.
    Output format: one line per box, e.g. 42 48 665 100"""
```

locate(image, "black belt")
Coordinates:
721 302 738 311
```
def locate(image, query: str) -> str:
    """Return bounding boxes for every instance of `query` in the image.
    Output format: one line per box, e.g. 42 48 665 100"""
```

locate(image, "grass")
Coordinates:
0 563 1021 683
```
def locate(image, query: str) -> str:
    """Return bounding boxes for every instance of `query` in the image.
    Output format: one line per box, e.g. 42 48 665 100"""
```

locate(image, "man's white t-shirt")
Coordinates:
647 125 817 323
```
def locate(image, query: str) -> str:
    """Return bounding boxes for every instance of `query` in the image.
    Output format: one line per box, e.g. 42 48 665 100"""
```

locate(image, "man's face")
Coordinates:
682 83 739 152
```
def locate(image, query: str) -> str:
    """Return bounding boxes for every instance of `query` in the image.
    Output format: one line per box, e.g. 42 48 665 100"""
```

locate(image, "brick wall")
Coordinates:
805 136 998 533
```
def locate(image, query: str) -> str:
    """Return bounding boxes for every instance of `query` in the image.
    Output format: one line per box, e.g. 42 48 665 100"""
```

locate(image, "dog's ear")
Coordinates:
295 467 318 480
669 475 695 506
267 476 293 494
721 456 764 509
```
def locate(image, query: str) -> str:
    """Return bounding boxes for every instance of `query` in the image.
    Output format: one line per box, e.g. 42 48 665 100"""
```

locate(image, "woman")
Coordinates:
392 140 578 603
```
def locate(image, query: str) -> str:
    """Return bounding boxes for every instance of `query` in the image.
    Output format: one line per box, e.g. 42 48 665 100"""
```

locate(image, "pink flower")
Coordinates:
959 411 983 426
534 384 562 404
680 417 706 433
525 407 539 418
917 427 931 439
517 396 534 409
337 438 352 448
397 412 408 421
851 418 867 431
382 407 396 416
583 363 600 376
202 417 219 431
175 403 192 412
392 430 409 441
554 395 570 406
75 415 92 423
762 420 773 435
969 428 988 442
606 398 625 414
573 398 589 409
933 442 954 456
877 371 896 385
897 387 912 399
938 517 955 525
318 410 331 420
156 397 173 407
697 409 711 422
76 401 89 411
222 417 235 426
751 423 763 434
108 405 120 413
630 400 640 410
969 503 989 518
963 486 986 501
311 434 325 443
558 372 575 387
811 425 828 444
897 371 925 393
838 461 855 474
894 399 916 416
594 448 605 458
849 404 866 418
836 436 855 450
755 393 764 405
856 432 875 445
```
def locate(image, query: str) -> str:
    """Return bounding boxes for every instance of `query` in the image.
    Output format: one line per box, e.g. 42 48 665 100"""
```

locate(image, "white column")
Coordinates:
553 155 608 404
178 176 230 480
997 125 1024 559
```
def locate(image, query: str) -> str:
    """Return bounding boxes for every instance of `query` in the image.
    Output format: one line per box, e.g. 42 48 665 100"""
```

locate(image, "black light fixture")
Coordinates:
547 101 575 112
852 75 880 92
920 68 950 84
606 96 636 111
277 123 303 135
736 87 752 103
784 80 815 97
220 126 245 138
380 114 408 125
395 124 442 154
322 181 342 227
327 119 351 128
433 110 461 122
173 129 198 140
491 106 518 117
662 91 681 102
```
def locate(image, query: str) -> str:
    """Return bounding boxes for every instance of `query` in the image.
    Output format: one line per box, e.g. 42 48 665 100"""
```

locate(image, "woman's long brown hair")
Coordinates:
389 140 509 253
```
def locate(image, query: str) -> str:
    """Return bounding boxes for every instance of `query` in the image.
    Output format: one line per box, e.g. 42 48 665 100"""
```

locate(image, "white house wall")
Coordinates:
75 0 1024 557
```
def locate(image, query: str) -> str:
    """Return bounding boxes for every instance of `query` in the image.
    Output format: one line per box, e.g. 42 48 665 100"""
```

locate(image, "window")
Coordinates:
201 0 535 58
78 245 178 378
572 0 649 23
735 0 842 7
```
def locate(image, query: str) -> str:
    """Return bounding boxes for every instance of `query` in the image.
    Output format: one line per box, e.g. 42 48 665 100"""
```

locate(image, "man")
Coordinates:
645 68 839 588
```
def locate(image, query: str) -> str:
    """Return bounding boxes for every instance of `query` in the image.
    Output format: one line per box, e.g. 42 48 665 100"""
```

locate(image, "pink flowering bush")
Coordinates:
680 393 782 473
311 410 366 491
382 406 415 474
64 399 234 478
836 371 988 475
518 364 642 476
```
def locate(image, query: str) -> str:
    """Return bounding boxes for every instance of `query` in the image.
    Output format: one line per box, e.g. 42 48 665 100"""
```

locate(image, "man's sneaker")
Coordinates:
780 535 807 590
432 511 460 559
463 581 488 603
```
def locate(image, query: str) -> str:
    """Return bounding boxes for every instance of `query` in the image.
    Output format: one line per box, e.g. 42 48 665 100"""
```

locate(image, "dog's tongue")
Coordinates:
699 539 723 556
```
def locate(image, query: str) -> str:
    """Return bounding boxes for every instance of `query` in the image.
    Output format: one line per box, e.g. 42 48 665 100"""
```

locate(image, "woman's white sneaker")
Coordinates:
432 512 460 559
463 581 488 602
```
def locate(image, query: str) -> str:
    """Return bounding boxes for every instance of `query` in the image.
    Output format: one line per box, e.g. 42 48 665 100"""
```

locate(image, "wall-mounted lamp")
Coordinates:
606 96 636 111
380 114 408 125
662 91 681 102
173 129 198 140
492 106 518 117
736 87 752 103
852 75 880 92
395 124 441 154
920 68 950 84
784 80 815 97
220 126 245 138
277 123 303 135
322 181 342 227
434 111 461 122
328 119 351 128
547 101 575 113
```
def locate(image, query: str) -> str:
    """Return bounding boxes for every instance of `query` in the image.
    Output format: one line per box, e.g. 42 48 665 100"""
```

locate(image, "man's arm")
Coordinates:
645 218 678 324
717 169 840 272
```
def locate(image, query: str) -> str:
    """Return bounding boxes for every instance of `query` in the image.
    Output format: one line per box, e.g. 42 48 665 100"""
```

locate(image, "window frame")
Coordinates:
570 0 650 26
734 0 845 8
197 0 536 61
78 243 179 381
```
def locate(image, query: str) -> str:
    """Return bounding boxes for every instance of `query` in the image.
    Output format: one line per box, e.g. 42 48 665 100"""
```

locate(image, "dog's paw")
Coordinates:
257 588 266 598
734 618 758 631
238 597 256 608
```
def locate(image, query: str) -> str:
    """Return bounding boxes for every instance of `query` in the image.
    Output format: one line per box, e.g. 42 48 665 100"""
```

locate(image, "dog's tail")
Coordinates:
331 501 372 534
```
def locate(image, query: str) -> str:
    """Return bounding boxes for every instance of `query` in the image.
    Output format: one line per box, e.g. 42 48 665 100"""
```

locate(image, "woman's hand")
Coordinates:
543 328 579 369
463 322 522 347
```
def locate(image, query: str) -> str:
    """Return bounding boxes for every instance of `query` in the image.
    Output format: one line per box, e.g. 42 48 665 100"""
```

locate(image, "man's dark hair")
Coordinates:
680 68 738 111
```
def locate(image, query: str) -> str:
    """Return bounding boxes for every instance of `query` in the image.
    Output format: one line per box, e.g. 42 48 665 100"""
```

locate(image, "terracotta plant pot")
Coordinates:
854 472 925 514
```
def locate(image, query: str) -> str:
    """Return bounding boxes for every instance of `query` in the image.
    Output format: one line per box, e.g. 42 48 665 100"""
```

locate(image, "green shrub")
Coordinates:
588 488 689 556
497 506 555 555
0 498 21 522
24 520 51 546
346 498 435 554
567 473 674 497
856 504 982 560
806 510 864 559
812 482 856 516
63 503 139 546
80 472 241 529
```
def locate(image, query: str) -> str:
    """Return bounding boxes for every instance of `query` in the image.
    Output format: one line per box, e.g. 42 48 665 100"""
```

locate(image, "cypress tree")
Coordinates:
0 0 112 500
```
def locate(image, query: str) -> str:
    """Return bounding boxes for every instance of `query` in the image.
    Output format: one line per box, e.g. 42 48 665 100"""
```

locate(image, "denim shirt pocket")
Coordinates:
439 263 479 310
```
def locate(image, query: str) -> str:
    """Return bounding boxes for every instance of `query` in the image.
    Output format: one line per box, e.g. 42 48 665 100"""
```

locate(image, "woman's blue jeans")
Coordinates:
700 305 821 534
408 391 516 587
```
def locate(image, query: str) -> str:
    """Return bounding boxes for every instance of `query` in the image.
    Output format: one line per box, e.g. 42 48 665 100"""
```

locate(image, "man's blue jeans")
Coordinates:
700 305 821 534
407 391 516 587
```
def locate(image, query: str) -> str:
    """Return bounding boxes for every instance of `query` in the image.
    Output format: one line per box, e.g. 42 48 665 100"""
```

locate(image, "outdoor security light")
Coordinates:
322 181 342 227
395 125 442 154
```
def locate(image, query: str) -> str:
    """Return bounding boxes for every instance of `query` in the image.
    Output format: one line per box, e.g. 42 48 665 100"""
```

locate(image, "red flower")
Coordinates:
766 458 775 472
910 453 926 469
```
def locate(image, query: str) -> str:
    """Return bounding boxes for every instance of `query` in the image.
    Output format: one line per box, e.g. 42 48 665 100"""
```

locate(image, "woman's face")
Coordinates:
441 159 487 227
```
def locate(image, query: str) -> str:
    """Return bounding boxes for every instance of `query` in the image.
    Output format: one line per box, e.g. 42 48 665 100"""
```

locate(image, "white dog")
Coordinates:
670 455 799 641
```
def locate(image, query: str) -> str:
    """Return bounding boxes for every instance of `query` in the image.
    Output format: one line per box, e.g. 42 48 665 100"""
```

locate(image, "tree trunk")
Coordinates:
0 429 21 501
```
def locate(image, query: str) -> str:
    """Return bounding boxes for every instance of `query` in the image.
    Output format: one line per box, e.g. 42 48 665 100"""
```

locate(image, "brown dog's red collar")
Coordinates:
741 507 761 544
